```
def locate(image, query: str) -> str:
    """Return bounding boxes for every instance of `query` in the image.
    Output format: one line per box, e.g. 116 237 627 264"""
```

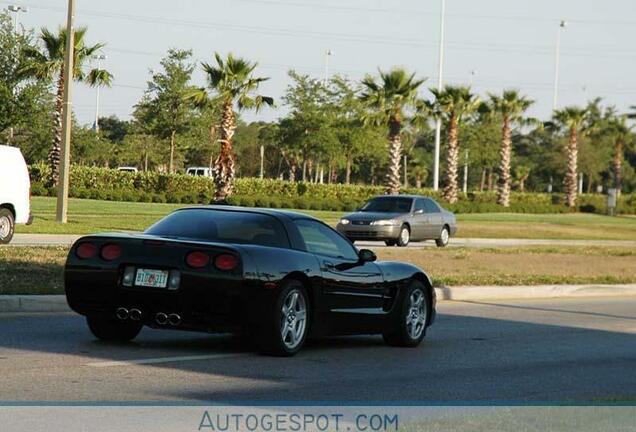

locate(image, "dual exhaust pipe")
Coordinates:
155 312 181 326
115 307 181 326
116 307 142 321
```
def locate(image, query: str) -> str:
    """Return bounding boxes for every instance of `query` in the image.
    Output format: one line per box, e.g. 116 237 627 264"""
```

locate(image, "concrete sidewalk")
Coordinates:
3 284 636 313
10 233 636 248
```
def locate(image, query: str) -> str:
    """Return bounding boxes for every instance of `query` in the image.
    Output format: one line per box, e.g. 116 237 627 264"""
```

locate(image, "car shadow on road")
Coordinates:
0 304 635 402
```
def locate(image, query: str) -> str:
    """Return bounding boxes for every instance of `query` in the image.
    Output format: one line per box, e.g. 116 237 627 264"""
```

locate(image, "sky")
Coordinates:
5 0 636 126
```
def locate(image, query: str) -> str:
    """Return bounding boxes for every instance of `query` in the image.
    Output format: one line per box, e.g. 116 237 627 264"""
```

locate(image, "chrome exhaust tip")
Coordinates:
155 312 168 325
129 308 142 321
168 313 182 326
115 307 129 320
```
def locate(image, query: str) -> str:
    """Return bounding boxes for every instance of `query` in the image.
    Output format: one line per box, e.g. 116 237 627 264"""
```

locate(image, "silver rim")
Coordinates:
281 289 307 350
0 215 11 240
406 289 427 340
400 227 410 244
440 227 449 245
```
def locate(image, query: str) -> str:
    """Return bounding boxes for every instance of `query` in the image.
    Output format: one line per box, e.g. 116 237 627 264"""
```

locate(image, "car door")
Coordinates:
294 219 385 318
411 198 430 240
424 198 444 238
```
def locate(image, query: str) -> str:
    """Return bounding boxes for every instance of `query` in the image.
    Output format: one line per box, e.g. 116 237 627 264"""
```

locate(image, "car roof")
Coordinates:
369 194 432 200
177 205 320 222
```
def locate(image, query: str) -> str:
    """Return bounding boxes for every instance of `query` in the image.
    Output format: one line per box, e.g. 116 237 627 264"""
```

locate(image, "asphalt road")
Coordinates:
1 297 634 402
10 233 636 248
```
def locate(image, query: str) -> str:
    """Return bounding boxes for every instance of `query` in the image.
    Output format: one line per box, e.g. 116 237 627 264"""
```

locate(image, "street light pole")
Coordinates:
433 0 446 191
259 145 264 179
7 5 28 32
324 49 332 85
553 20 567 111
93 54 107 133
56 0 76 224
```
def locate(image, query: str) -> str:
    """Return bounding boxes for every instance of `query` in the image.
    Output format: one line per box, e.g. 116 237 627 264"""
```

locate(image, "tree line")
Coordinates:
2 13 635 207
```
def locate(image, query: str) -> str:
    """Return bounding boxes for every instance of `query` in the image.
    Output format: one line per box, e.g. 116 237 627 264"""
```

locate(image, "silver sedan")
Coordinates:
336 195 457 247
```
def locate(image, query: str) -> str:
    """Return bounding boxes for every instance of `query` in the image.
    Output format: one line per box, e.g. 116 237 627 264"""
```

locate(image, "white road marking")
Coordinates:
85 353 243 367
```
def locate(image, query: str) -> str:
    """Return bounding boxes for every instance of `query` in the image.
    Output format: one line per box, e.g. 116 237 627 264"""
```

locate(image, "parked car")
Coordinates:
117 167 138 173
186 167 212 177
0 145 32 244
65 206 436 356
337 195 457 247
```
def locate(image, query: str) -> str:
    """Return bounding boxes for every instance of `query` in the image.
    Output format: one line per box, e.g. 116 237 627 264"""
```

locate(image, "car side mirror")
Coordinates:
358 249 377 263
414 209 424 214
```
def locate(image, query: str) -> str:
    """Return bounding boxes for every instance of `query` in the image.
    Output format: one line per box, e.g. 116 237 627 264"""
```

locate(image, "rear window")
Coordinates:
145 209 290 248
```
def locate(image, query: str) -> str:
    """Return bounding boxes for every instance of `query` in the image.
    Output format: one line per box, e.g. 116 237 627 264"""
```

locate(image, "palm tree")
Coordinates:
552 106 590 208
484 90 534 206
514 165 531 192
428 85 480 203
608 115 632 194
21 27 112 187
194 53 273 201
360 68 426 195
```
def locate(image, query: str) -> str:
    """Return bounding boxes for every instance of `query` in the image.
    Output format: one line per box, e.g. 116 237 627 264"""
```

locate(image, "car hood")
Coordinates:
341 211 405 222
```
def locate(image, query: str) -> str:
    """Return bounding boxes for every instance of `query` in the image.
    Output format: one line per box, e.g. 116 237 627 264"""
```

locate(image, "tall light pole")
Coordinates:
93 54 107 133
56 0 75 224
324 49 333 85
259 145 264 179
433 0 446 191
552 20 567 111
7 5 28 32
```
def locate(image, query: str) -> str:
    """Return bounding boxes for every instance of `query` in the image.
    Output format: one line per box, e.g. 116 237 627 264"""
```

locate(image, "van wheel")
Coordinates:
0 208 15 244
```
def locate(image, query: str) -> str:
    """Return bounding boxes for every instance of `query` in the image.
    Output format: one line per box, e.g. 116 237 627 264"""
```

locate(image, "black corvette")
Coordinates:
65 206 436 356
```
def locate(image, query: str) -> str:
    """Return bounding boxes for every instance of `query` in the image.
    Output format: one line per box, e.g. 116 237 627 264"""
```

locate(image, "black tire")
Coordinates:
256 280 310 356
396 224 410 247
385 240 397 247
86 315 143 342
435 226 450 248
0 208 15 245
383 280 430 348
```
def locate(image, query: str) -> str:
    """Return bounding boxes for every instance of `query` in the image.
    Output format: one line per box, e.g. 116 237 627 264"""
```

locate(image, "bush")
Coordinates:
26 164 636 214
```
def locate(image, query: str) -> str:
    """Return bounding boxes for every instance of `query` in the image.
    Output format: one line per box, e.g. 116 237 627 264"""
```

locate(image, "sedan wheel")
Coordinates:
435 226 450 248
383 280 430 347
0 209 15 244
396 225 410 247
257 280 309 356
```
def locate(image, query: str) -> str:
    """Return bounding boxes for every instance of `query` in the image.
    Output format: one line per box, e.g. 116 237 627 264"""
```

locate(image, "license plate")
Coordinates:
134 269 169 288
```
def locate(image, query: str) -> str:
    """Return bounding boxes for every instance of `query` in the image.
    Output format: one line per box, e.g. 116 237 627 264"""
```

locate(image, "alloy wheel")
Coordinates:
405 289 427 340
280 289 307 350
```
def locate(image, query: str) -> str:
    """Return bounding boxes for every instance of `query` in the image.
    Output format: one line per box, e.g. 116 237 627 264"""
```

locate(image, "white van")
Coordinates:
0 145 32 244
186 167 212 177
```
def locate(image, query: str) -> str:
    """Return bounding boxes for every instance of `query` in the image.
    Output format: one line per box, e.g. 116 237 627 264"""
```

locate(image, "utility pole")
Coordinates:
56 0 75 224
93 54 107 133
463 149 468 193
553 20 567 111
259 145 264 179
433 0 446 191
324 49 333 85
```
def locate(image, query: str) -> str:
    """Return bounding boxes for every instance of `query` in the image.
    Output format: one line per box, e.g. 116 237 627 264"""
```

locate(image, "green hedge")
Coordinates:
29 164 636 214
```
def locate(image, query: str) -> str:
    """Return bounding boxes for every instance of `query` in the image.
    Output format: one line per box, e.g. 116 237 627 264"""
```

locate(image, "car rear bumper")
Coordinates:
336 224 401 241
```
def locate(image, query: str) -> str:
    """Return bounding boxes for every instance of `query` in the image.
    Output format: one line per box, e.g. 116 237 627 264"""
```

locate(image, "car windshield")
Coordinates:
145 209 289 248
360 197 413 213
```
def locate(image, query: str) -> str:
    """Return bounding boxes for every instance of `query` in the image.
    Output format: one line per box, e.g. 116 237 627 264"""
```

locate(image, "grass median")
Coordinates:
2 245 635 295
15 197 636 240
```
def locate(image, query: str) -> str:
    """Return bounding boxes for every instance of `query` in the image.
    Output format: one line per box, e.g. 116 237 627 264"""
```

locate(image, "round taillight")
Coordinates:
101 244 122 261
186 251 210 268
76 242 97 259
214 254 238 271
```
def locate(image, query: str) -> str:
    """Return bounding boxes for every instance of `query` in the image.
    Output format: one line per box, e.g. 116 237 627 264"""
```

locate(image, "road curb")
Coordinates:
0 295 70 313
434 284 636 301
2 284 636 313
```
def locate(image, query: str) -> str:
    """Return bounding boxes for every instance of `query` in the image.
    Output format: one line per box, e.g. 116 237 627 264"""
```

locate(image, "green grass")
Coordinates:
15 197 636 240
2 245 635 295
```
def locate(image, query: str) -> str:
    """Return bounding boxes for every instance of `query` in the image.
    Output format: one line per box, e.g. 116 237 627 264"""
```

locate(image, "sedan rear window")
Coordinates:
145 209 289 248
360 197 413 213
